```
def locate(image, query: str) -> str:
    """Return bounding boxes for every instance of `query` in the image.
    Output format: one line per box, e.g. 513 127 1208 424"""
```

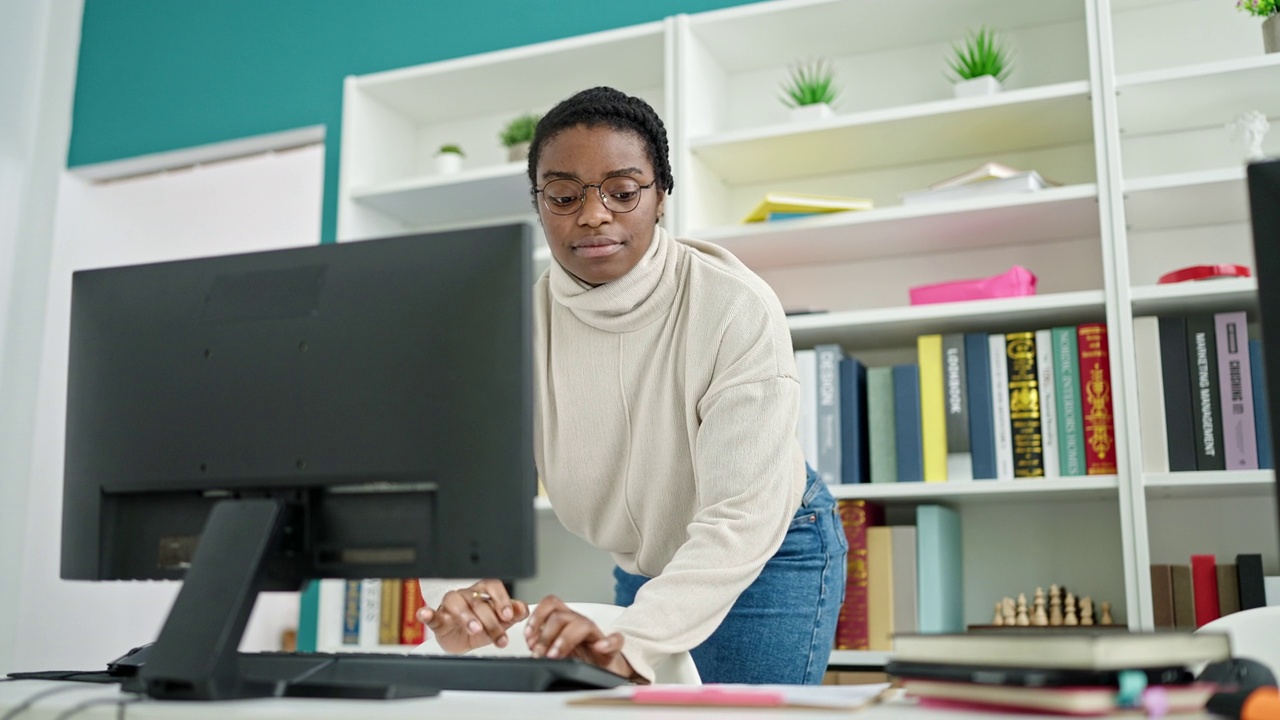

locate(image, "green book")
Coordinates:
867 366 898 483
1053 326 1086 476
295 579 319 652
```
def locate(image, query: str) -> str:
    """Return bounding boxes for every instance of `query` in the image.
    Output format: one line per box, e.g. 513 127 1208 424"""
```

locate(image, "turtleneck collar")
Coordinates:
548 225 680 333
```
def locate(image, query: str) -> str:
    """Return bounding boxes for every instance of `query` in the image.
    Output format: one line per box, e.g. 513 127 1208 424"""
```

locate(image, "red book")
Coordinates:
835 499 884 650
1191 554 1221 628
1077 323 1117 475
400 578 427 645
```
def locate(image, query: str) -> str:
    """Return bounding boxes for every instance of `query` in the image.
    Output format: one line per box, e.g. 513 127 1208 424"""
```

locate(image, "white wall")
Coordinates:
9 144 325 672
0 0 82 675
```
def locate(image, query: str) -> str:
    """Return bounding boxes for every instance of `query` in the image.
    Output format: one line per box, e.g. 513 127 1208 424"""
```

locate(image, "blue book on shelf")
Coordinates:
839 355 869 483
295 580 319 652
964 332 997 480
916 504 963 633
893 364 923 483
766 211 823 221
1251 338 1273 469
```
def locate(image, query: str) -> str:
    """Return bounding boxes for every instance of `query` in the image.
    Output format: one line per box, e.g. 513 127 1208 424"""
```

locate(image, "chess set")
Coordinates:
968 584 1126 631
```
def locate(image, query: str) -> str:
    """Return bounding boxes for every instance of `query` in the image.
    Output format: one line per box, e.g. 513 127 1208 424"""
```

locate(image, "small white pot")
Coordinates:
1265 14 1279 54
435 153 463 175
953 75 1003 98
507 141 531 163
789 103 835 123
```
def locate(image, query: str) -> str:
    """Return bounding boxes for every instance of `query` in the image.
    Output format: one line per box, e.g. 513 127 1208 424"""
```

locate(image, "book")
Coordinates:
1132 316 1170 473
1171 564 1196 629
1077 323 1117 475
893 364 923 483
890 525 918 636
1186 313 1225 471
988 333 1015 480
1006 331 1044 478
927 161 1034 190
359 577 383 647
794 349 818 469
917 334 948 483
916 504 963 633
964 333 997 480
887 660 1196 687
1250 339 1274 469
942 333 973 481
296 580 320 653
342 578 362 645
1053 325 1087 476
765 211 824 221
1190 554 1221 628
838 355 869 484
1159 315 1199 472
401 578 427 645
835 500 885 650
866 526 894 651
1238 553 1267 610
1215 311 1258 469
1150 564 1175 629
814 344 844 485
1035 329 1059 478
574 683 894 710
742 191 873 223
890 630 1231 670
1217 563 1241 617
866 367 898 483
379 577 403 645
902 678 1215 716
900 170 1053 206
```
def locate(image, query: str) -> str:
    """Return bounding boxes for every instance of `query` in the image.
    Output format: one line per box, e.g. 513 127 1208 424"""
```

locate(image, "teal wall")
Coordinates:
70 1 761 242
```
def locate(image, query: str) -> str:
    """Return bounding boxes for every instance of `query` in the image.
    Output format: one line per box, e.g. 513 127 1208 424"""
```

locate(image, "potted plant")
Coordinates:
434 144 464 175
947 27 1012 98
500 113 540 162
1237 0 1280 53
779 58 840 122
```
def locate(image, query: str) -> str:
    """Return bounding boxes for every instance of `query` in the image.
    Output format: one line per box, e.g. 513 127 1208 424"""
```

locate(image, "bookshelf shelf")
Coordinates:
1128 277 1258 317
696 184 1100 269
1122 167 1249 234
1143 471 1276 500
1115 54 1280 136
350 164 533 229
788 291 1105 352
828 477 1119 506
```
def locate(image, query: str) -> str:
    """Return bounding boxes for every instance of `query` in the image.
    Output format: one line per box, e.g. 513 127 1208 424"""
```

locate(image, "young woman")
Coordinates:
417 87 847 685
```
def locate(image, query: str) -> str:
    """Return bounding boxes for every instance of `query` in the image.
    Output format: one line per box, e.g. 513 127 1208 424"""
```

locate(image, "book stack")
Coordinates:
1151 553 1272 630
741 191 873 223
900 161 1056 206
887 631 1230 715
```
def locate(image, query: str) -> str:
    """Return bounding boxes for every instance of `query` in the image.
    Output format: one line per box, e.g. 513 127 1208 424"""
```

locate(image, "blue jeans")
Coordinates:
613 466 847 684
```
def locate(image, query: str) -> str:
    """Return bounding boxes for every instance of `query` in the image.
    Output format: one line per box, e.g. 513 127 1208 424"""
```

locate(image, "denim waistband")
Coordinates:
801 465 825 507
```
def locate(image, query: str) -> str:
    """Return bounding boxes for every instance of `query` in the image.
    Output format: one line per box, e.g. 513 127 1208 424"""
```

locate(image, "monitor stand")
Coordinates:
138 498 438 700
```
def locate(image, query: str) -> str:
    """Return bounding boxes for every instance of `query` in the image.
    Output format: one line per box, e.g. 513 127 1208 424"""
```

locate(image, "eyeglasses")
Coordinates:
533 177 656 216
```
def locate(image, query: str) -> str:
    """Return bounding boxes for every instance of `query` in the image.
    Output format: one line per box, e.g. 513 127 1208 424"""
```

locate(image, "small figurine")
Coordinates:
1227 110 1271 161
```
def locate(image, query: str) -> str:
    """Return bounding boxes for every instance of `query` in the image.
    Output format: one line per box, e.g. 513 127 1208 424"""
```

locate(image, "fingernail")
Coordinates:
593 639 610 651
468 620 482 634
502 607 513 621
524 626 534 638
496 634 507 648
548 641 562 659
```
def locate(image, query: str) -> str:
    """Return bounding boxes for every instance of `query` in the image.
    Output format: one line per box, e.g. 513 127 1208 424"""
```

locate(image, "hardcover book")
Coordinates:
988 333 1015 480
902 679 1215 716
893 364 924 483
866 526 894 651
1005 331 1044 478
1185 314 1225 471
916 505 963 633
795 349 819 470
1214 311 1258 469
942 333 973 481
1150 564 1175 629
835 500 885 650
342 578 362 645
1190 554 1221 628
1170 564 1196 629
838 355 870 484
899 170 1053 206
867 367 898 483
1217 563 1241 617
742 191 873 223
963 333 997 480
1132 316 1170 473
814 344 845 484
379 577 403 645
1250 338 1274 469
1053 326 1086 476
401 578 427 645
917 335 948 483
890 630 1230 670
891 525 919 635
1158 316 1199 472
1035 329 1059 478
1077 323 1117 475
1237 553 1267 610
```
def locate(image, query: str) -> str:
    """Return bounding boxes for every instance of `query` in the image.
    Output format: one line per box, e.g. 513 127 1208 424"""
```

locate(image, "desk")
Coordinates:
0 680 1220 719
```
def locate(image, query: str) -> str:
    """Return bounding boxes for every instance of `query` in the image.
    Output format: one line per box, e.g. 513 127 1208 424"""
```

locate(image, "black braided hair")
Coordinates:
527 86 674 208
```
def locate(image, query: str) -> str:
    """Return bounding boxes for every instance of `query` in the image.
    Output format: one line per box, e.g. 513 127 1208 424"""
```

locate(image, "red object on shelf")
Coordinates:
1157 264 1251 284
1191 554 1221 629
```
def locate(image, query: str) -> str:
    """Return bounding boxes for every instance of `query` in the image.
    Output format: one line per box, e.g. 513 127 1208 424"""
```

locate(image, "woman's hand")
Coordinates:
524 595 641 682
415 580 529 654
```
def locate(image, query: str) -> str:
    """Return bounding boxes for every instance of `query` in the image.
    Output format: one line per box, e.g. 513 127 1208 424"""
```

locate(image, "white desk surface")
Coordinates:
0 680 1219 719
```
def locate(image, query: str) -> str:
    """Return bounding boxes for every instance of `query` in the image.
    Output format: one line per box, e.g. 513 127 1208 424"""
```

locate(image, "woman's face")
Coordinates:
534 124 665 286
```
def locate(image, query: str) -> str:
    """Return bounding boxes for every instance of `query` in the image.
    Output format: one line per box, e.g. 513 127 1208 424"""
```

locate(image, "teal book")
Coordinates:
867 367 898 483
296 580 320 652
1053 326 1086 476
916 504 963 634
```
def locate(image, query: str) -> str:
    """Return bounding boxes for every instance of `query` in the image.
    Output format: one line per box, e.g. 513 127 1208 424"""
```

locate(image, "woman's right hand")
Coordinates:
414 580 529 653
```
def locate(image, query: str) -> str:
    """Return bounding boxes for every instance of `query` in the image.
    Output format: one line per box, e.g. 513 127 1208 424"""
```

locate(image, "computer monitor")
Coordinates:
60 223 536 699
1247 158 1280 548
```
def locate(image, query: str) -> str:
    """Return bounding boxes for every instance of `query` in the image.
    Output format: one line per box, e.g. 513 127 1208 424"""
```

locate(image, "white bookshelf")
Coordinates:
329 0 1280 658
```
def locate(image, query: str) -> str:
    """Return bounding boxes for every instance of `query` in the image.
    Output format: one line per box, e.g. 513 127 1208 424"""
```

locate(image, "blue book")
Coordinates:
295 580 320 652
964 332 997 480
839 355 869 483
893 364 924 483
814 344 845 485
916 504 964 633
1251 339 1273 469
342 578 361 645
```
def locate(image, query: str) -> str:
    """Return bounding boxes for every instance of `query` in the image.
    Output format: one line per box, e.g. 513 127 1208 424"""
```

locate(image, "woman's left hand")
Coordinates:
525 595 642 682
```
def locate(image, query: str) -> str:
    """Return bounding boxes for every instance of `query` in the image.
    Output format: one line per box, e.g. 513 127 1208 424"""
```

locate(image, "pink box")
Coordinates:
909 266 1037 305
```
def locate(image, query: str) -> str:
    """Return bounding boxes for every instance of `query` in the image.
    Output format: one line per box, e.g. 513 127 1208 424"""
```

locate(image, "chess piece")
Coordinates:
994 601 1004 626
1080 596 1094 626
1033 587 1048 626
1100 601 1113 626
1016 593 1030 626
1064 592 1078 626
1002 597 1016 627
1049 584 1063 626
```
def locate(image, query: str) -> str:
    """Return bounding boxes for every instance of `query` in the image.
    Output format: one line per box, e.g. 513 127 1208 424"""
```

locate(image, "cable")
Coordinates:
0 683 102 720
50 694 143 720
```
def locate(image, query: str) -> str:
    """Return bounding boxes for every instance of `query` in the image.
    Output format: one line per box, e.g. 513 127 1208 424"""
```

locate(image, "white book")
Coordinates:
1132 316 1170 473
794 349 819 470
315 579 346 651
813 344 844 485
1036 329 1060 479
359 577 382 647
988 333 1015 480
901 171 1052 206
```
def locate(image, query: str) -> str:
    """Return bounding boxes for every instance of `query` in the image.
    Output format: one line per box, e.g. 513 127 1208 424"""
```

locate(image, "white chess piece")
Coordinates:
1080 596 1094 626
1049 584 1063 626
1002 597 1016 626
1064 592 1078 626
1033 587 1048 626
1227 110 1271 161
994 601 1004 626
1016 593 1030 626
1101 601 1114 626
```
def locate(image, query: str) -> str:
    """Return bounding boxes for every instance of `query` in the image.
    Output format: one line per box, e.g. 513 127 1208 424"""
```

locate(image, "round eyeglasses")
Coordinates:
534 177 656 216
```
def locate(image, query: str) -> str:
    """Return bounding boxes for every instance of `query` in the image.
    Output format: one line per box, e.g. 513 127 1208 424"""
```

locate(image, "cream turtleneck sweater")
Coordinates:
533 225 806 682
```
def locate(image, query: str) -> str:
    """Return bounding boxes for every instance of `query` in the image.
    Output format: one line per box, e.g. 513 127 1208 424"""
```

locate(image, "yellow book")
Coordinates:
865 526 895 651
742 191 873 223
917 334 948 482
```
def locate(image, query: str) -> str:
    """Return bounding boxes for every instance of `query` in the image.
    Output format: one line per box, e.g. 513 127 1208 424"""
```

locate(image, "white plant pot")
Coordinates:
789 103 834 123
435 153 463 175
507 141 531 163
953 75 1003 99
1265 14 1279 54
